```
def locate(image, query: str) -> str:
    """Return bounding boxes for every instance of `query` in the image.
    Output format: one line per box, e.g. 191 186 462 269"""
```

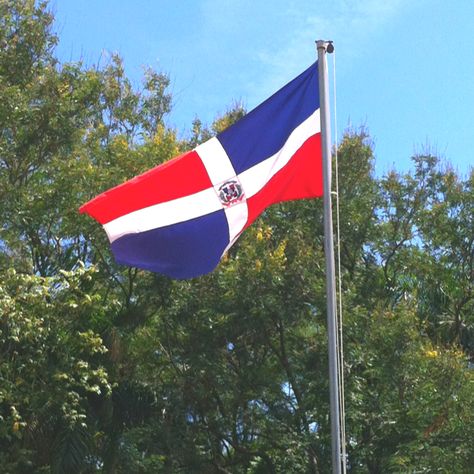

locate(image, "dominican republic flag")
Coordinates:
80 62 323 279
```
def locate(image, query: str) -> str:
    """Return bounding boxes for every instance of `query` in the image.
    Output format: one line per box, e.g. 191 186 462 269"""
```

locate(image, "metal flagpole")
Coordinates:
316 40 342 474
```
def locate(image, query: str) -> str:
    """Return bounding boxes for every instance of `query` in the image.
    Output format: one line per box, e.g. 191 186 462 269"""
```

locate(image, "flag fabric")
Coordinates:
80 62 323 279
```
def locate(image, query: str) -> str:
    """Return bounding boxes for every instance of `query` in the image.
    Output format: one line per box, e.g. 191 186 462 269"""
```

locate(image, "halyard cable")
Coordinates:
332 48 347 473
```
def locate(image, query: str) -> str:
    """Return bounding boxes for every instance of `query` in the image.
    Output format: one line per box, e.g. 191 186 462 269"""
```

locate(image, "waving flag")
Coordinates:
80 62 323 279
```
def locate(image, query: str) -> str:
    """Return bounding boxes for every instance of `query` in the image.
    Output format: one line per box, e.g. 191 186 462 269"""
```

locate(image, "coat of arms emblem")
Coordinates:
218 180 244 207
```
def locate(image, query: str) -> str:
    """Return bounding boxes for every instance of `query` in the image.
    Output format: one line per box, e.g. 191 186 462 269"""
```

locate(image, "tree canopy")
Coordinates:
1 2 473 473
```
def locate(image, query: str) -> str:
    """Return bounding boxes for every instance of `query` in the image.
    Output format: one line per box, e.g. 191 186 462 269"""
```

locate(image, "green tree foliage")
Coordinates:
0 266 113 472
1 2 473 473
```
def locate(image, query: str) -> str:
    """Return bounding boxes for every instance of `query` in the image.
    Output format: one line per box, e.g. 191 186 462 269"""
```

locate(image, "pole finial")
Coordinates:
316 40 335 54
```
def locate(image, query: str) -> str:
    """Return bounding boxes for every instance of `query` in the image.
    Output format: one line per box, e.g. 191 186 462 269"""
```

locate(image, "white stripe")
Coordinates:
197 135 248 249
196 137 237 185
104 110 319 245
220 110 320 253
239 109 320 198
104 188 221 243
224 201 249 251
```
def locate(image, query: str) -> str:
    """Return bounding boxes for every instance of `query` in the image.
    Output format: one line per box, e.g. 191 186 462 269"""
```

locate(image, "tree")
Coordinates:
0 265 113 472
0 1 175 471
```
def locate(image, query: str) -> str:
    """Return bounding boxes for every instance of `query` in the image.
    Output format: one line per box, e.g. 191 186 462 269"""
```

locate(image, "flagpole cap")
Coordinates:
316 40 334 53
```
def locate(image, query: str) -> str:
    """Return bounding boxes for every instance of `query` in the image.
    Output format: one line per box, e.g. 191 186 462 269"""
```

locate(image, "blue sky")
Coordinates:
52 0 473 175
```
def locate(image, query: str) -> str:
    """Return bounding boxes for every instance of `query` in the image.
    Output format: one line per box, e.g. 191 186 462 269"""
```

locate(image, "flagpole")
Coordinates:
316 40 342 474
